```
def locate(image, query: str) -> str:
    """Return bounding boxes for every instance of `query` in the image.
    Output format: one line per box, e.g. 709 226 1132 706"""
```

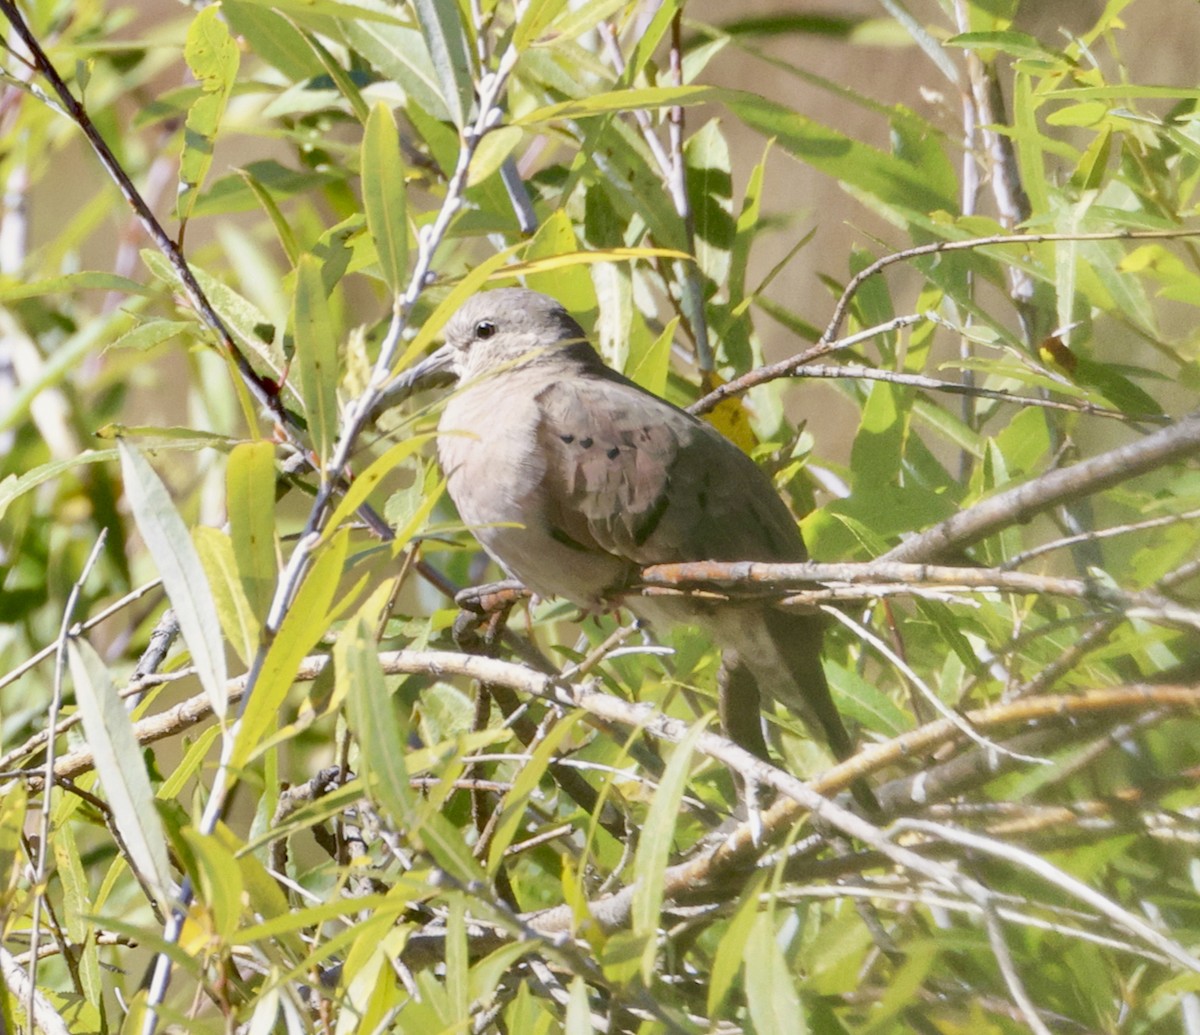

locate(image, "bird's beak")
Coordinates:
372 343 457 413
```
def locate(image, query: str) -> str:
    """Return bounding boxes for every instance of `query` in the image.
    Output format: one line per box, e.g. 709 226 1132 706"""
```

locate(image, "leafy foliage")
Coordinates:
1 0 1199 1032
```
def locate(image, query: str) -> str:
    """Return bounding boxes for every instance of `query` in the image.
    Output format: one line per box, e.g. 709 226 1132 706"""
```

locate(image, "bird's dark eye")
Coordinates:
474 319 497 340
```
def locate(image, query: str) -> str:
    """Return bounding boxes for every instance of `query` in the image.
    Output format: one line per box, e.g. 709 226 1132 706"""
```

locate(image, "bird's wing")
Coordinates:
533 372 806 566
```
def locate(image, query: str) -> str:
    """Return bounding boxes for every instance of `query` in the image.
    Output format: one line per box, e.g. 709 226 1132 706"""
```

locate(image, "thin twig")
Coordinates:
0 945 71 1035
637 558 1200 631
0 577 162 695
822 604 1049 765
598 16 711 369
781 362 1166 423
895 818 1200 973
1001 507 1200 570
882 410 1200 563
689 312 928 415
821 228 1200 347
31 529 107 1021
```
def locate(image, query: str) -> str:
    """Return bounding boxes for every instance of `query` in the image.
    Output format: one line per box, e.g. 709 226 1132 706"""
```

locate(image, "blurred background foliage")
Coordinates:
1 0 1200 1031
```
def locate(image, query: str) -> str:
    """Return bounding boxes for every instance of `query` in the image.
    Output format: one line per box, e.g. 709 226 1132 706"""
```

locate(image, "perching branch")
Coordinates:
637 558 1200 631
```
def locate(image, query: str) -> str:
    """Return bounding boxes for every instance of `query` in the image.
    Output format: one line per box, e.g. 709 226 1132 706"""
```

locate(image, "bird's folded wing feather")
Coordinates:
533 373 806 566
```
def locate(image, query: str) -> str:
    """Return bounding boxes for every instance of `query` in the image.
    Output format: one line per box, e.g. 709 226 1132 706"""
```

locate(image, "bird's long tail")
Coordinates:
720 608 880 817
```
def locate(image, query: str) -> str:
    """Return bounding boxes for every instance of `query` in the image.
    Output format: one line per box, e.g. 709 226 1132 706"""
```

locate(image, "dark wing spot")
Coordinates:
549 526 590 552
579 437 594 449
560 433 575 444
606 446 620 459
632 492 671 548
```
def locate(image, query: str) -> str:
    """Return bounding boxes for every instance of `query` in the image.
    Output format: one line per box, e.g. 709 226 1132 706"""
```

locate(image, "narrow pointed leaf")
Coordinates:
227 441 278 624
118 440 228 719
632 718 706 979
362 103 409 294
231 528 350 770
292 255 340 466
412 0 474 128
68 639 173 910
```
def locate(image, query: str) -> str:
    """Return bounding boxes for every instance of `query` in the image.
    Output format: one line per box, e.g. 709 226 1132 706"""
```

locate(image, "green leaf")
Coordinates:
237 169 300 265
826 660 912 738
180 829 245 943
564 976 591 1035
339 20 449 123
292 254 341 466
626 316 676 397
118 440 229 720
850 381 910 490
339 597 414 825
1069 124 1112 192
193 526 260 666
227 441 279 626
524 210 595 312
514 85 723 126
231 528 350 771
708 872 768 1015
178 5 240 223
726 91 956 218
944 30 1067 62
362 103 409 294
466 125 522 187
485 713 581 874
306 31 370 123
730 139 770 306
513 0 567 50
321 433 436 540
632 719 706 979
141 249 283 374
52 819 105 1012
223 1 325 81
412 0 474 128
68 639 173 911
745 911 806 1034
0 270 149 302
0 449 117 522
686 118 734 290
541 0 630 47
105 319 192 353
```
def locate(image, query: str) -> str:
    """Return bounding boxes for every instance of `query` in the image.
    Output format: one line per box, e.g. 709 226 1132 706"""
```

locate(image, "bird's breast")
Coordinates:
437 379 626 606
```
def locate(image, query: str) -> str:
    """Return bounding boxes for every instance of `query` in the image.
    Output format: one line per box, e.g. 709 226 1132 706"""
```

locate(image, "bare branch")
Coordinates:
820 228 1200 348
881 412 1200 563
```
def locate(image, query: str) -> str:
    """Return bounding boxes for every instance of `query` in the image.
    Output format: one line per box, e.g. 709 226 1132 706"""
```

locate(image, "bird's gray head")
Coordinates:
439 288 591 381
376 288 597 411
